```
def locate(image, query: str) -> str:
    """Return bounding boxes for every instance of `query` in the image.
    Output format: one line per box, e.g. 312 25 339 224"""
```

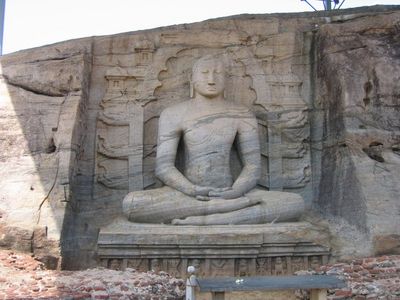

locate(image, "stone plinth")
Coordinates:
97 218 330 277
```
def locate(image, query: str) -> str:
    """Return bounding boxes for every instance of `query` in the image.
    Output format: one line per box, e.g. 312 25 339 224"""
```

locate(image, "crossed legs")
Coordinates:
122 187 305 225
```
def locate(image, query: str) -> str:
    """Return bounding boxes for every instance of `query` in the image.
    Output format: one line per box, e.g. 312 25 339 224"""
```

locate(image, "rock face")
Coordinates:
0 5 399 269
314 9 400 256
0 41 92 268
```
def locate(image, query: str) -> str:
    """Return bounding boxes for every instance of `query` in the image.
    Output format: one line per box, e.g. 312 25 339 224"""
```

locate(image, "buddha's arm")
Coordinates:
155 108 198 196
233 113 261 193
210 112 261 199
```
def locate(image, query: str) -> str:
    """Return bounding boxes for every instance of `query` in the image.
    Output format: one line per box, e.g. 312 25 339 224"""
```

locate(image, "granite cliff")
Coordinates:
0 5 398 269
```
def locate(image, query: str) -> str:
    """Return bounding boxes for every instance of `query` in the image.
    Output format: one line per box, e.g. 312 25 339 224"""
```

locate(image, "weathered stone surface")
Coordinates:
98 219 330 277
122 56 305 225
0 40 92 265
314 8 400 256
0 5 399 269
373 235 400 256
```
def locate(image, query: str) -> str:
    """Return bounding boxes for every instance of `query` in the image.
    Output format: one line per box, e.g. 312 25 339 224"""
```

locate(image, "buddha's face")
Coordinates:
192 58 225 98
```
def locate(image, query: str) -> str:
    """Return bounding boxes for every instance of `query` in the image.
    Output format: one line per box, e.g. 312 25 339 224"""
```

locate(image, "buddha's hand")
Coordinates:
195 186 230 201
208 188 243 200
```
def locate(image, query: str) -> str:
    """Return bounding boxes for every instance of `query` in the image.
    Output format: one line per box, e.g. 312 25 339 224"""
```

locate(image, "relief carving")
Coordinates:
273 257 286 276
150 258 162 273
127 259 148 272
108 258 123 271
209 259 234 277
97 162 128 190
235 258 255 277
95 45 161 193
122 55 305 225
254 33 306 110
189 259 206 277
242 33 312 193
165 259 182 277
134 40 154 66
100 255 328 277
309 256 322 270
282 165 311 189
96 32 318 277
256 258 272 276
291 256 306 273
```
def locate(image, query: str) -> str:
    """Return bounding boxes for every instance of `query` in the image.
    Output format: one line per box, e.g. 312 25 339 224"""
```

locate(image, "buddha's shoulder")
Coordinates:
160 100 254 117
160 100 192 117
167 100 192 110
226 102 254 116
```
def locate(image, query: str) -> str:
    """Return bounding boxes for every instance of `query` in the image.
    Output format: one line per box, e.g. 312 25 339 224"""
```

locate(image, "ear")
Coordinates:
189 71 194 98
190 81 194 98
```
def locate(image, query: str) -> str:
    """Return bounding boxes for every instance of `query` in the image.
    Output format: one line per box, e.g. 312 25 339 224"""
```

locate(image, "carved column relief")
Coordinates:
250 32 311 195
96 40 159 192
97 69 131 190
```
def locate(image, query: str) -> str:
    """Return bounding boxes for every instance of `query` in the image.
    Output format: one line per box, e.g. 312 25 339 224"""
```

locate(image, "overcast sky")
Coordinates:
3 0 399 54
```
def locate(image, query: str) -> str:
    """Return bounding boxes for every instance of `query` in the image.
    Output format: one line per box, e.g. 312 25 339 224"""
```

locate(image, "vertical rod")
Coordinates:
325 0 331 10
0 0 5 55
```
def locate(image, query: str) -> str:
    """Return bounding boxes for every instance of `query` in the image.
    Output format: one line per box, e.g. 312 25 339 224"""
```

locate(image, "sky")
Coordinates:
3 0 399 54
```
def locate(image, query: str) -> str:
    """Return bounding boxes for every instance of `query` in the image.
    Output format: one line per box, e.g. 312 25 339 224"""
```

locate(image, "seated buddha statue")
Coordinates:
122 55 305 225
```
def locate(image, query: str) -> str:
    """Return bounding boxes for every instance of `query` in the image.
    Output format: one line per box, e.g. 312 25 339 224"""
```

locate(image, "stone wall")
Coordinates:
0 5 399 269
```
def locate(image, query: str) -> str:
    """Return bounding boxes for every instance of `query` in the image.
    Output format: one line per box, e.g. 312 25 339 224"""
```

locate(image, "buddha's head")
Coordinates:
191 55 225 99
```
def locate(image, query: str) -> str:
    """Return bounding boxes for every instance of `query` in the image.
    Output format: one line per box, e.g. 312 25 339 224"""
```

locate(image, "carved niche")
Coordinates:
95 31 321 277
95 32 312 200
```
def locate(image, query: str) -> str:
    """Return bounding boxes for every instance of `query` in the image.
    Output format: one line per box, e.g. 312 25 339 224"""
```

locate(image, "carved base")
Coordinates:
97 218 330 278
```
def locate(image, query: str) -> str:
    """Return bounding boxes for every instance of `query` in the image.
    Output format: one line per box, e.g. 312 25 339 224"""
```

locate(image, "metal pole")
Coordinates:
338 0 346 9
302 0 317 11
325 0 331 10
0 0 5 55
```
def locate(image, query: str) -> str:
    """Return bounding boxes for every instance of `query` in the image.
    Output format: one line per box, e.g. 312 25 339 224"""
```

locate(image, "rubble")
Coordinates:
0 249 399 299
296 255 400 300
0 250 185 299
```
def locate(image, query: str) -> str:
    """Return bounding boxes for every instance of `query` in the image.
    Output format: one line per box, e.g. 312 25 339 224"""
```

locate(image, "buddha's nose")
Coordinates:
208 73 216 85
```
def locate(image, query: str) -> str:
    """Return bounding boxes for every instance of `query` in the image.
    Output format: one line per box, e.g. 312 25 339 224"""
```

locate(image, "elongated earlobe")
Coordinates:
190 82 194 98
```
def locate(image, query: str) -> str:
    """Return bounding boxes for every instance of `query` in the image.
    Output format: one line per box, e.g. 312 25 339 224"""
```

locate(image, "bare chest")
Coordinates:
182 116 238 150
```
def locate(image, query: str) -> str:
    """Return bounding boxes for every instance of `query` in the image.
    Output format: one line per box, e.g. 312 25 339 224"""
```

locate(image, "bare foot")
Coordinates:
171 218 185 225
171 216 202 225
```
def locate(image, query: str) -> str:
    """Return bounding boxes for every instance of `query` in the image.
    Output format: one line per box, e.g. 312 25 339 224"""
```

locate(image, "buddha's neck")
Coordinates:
194 94 225 104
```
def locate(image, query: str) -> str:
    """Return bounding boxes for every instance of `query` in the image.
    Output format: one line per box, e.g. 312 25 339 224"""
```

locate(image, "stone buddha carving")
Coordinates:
122 55 305 225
